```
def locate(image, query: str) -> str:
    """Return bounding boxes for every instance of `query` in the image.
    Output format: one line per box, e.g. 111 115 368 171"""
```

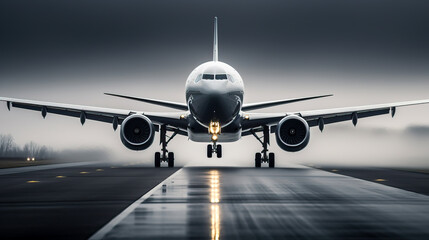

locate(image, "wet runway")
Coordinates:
0 163 177 240
92 167 429 240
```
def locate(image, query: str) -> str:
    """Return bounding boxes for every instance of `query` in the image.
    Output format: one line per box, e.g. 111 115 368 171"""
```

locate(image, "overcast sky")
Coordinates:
1 0 429 167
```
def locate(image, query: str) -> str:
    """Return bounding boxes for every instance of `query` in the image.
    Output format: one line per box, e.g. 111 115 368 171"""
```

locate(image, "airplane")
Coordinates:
2 17 429 168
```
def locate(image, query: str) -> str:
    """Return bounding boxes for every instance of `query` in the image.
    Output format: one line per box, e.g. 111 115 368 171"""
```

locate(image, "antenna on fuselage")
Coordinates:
213 17 218 62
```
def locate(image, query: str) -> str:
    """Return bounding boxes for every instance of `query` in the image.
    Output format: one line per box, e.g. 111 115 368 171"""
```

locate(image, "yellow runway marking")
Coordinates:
96 169 104 172
375 179 387 182
27 180 40 183
56 176 66 178
80 172 89 174
331 169 338 172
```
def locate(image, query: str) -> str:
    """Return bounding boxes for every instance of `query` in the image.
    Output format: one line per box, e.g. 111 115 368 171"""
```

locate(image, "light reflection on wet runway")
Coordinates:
97 167 429 239
210 170 220 240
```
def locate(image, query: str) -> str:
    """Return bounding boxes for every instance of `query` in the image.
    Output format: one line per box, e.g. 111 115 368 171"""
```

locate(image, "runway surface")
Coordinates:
92 166 429 240
0 163 177 240
1 162 429 239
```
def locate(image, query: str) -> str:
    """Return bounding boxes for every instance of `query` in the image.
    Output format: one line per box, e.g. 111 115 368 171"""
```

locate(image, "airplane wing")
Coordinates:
241 99 429 133
0 97 188 131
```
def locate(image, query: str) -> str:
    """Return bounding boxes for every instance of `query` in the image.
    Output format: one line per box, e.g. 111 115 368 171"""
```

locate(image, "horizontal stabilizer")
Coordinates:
105 93 188 111
242 94 333 111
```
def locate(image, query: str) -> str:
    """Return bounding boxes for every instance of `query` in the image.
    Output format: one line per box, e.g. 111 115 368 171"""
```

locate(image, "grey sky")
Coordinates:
1 0 429 166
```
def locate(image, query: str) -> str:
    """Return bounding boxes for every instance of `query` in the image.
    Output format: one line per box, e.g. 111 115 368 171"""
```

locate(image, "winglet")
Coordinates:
213 17 218 62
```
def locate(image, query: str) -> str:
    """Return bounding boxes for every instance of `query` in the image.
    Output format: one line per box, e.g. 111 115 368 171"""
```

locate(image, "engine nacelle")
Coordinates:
120 115 155 151
275 115 310 152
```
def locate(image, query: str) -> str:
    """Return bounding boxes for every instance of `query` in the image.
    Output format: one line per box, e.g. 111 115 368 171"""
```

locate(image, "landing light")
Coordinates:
209 121 221 142
209 121 220 134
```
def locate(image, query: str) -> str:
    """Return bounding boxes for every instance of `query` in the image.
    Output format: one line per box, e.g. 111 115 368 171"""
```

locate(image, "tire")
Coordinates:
216 145 222 158
207 145 213 158
155 152 161 168
269 152 275 168
255 152 262 168
168 152 175 167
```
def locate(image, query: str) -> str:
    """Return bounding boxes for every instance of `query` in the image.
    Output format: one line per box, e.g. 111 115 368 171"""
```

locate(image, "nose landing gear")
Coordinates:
251 126 275 168
207 120 222 158
207 143 222 158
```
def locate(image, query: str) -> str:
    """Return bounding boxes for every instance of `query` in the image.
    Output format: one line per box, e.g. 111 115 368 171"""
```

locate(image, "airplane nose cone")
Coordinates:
189 93 241 126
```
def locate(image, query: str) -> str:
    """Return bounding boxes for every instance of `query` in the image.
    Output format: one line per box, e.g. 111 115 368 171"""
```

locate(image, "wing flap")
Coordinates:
305 108 390 127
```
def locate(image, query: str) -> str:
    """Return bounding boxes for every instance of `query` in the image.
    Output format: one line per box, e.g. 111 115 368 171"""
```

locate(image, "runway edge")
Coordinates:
88 168 183 240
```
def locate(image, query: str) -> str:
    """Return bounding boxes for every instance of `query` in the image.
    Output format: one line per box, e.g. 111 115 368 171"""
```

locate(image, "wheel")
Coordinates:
255 152 261 168
155 152 161 168
269 152 275 168
207 145 213 158
168 152 175 167
216 145 222 158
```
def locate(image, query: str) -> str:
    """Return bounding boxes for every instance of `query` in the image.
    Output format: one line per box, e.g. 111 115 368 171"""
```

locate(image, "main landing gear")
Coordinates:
207 143 222 158
251 126 275 168
155 125 178 168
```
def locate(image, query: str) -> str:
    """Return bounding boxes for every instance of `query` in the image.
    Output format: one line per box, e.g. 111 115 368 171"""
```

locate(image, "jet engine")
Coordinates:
120 115 155 151
275 115 310 152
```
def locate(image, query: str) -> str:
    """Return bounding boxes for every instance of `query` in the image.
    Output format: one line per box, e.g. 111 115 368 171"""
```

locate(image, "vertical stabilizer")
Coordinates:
213 17 218 62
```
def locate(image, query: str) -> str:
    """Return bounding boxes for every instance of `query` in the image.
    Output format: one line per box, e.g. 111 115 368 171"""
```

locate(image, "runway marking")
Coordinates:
375 178 387 182
0 161 98 176
88 168 183 240
27 180 40 183
331 169 338 172
96 169 104 172
80 171 89 174
56 176 66 178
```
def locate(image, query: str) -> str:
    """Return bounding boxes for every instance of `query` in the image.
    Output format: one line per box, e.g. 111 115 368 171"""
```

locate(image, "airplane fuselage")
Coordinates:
185 61 244 142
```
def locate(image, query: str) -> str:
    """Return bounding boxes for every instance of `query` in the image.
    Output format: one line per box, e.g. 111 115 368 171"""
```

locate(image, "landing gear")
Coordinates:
155 125 178 167
168 152 175 168
217 145 222 158
207 143 222 158
269 152 275 168
207 145 213 158
155 152 161 168
255 152 261 168
251 125 275 168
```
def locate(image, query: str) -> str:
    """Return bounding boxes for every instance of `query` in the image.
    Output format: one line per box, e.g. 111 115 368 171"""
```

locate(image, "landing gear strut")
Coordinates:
251 125 275 168
155 125 178 168
207 143 222 158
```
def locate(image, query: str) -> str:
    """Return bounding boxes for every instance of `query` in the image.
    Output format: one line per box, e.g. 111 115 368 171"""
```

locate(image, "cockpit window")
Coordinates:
215 74 227 80
227 74 235 82
197 73 236 82
195 74 202 83
202 74 214 80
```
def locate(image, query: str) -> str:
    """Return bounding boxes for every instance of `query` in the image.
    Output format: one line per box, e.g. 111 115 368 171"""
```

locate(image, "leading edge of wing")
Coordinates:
0 96 188 129
297 98 429 119
241 94 333 111
104 93 188 111
241 98 429 130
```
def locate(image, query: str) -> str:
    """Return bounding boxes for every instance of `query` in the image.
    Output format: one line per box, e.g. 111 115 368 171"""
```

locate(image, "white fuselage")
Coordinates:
185 61 245 142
